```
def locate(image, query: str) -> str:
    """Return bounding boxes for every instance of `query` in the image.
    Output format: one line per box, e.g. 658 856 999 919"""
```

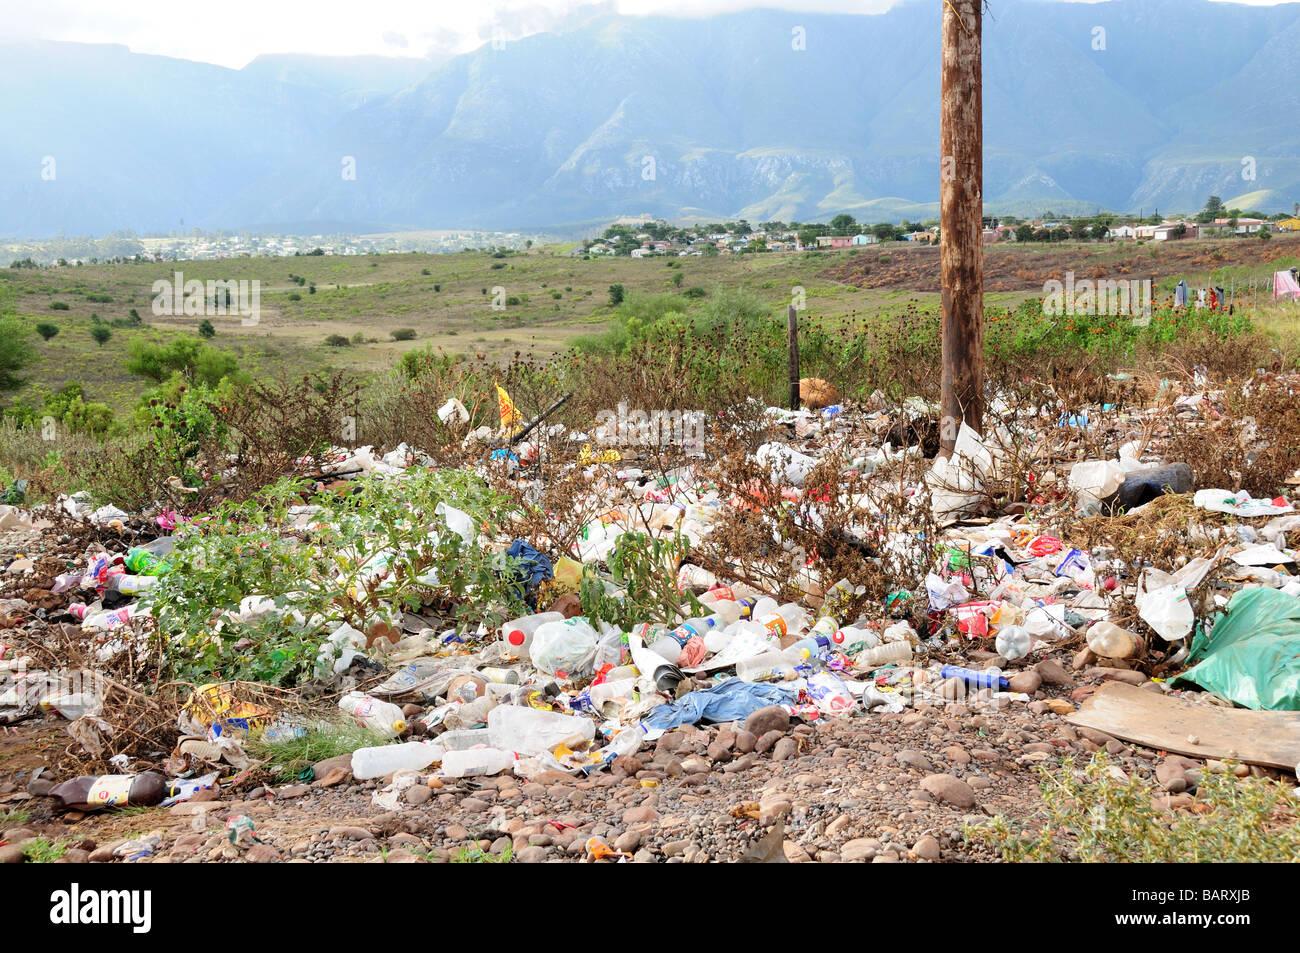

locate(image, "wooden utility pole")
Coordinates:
787 304 800 411
939 0 985 455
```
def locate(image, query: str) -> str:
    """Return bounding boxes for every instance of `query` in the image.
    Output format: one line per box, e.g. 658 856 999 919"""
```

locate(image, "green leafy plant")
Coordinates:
579 530 702 629
153 470 527 685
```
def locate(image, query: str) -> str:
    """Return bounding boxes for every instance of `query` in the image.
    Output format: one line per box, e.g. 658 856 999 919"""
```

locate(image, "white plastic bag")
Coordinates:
529 618 599 676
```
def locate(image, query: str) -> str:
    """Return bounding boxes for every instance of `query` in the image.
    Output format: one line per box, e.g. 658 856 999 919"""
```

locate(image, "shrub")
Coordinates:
391 328 417 341
325 334 352 347
50 302 70 311
36 323 59 341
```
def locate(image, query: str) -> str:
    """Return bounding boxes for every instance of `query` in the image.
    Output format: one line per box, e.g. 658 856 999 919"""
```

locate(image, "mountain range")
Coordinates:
2 0 1298 238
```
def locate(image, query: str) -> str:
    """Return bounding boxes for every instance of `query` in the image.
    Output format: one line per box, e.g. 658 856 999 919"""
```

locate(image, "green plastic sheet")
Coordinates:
1171 587 1300 711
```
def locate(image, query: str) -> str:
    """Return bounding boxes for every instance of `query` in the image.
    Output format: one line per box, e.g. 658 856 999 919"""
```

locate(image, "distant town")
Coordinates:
5 195 1298 268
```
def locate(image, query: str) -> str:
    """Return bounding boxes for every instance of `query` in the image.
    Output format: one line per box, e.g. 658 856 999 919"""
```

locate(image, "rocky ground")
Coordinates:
2 649 1220 864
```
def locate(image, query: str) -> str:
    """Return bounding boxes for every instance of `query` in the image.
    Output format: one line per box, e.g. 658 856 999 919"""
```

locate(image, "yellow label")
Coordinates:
87 775 133 806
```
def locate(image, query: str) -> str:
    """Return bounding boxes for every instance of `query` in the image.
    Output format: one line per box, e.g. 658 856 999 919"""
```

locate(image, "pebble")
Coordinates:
919 774 977 809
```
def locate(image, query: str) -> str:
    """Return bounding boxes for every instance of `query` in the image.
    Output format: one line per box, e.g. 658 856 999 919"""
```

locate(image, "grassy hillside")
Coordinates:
1 238 1297 409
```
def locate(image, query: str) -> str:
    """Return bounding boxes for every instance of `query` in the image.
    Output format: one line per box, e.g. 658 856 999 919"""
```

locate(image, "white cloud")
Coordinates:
0 0 1293 69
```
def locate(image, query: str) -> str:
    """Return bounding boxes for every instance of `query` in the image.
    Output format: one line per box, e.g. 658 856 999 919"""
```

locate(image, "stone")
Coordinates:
771 737 799 761
895 749 934 773
515 845 548 863
614 829 642 853
1034 658 1074 687
622 805 660 825
919 774 977 809
734 730 758 754
912 835 941 861
840 838 878 862
755 730 785 754
744 705 790 738
1008 670 1042 694
406 785 432 806
245 844 281 863
0 844 23 864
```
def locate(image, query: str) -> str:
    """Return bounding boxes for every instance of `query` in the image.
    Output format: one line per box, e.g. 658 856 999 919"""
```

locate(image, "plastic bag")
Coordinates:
1172 587 1300 710
529 617 599 677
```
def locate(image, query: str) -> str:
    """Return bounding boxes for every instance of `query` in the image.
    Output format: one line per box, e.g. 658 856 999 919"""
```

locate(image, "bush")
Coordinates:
153 470 526 685
50 302 70 311
391 328 417 341
198 319 216 338
36 323 59 341
608 284 625 306
967 754 1300 862
324 334 352 347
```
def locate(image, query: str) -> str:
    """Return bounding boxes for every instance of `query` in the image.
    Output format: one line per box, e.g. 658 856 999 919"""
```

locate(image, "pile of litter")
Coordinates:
3 370 1300 863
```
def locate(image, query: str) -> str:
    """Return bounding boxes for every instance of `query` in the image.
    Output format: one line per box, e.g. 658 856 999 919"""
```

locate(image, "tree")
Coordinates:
36 322 60 341
1015 224 1035 243
198 319 216 338
1197 195 1226 223
90 325 112 347
0 313 33 392
830 213 857 233
608 284 625 306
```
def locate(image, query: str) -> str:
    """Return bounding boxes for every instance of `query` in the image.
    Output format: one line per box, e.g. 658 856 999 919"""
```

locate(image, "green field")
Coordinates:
2 238 1297 410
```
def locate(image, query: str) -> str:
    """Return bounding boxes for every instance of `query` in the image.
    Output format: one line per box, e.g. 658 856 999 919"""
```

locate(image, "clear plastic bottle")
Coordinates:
994 625 1032 661
487 704 595 755
351 740 444 779
1086 621 1145 660
337 691 407 738
442 694 496 730
103 569 160 595
735 648 802 682
829 625 878 654
441 747 516 778
854 641 914 667
499 611 564 660
435 727 492 750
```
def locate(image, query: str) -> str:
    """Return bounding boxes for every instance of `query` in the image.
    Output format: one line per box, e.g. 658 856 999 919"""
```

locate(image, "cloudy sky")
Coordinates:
0 0 1292 70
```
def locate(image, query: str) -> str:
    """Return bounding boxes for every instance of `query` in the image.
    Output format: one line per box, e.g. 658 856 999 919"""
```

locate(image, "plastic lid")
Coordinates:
507 630 526 646
392 720 408 733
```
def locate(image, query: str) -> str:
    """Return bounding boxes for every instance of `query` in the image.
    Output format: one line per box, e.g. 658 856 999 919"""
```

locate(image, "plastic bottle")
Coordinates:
487 705 596 755
499 611 564 660
49 772 167 811
855 641 914 667
1086 621 1145 660
994 625 1032 661
756 602 808 639
70 604 140 632
435 727 492 750
123 547 171 576
104 569 160 595
940 665 1009 691
441 694 496 730
441 747 516 778
829 626 878 654
649 616 717 666
337 691 407 738
735 648 802 682
704 619 765 654
351 741 445 780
